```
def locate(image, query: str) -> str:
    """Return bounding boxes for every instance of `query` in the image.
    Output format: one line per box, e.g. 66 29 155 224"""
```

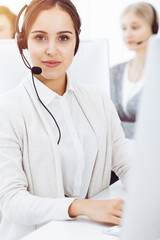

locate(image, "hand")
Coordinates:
69 198 124 225
85 198 123 225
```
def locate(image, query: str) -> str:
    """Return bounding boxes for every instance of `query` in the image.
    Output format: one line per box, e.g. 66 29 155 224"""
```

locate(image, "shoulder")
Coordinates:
72 81 113 112
111 61 128 74
110 61 129 88
72 81 100 94
0 87 20 109
0 77 29 117
72 81 109 100
0 92 20 128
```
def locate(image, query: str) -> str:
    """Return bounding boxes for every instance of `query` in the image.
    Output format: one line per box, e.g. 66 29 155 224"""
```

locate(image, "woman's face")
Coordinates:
121 11 152 51
27 6 76 82
0 15 13 39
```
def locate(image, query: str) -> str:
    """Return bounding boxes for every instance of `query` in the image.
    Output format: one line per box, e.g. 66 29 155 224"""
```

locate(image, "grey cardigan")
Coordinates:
0 75 131 240
110 61 142 138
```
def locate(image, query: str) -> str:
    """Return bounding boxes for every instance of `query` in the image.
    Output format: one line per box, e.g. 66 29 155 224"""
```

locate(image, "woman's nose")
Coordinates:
45 41 58 56
124 28 133 38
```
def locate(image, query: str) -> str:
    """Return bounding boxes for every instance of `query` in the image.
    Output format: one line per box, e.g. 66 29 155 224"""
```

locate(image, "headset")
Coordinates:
149 4 159 34
136 3 158 45
15 5 28 54
15 4 61 144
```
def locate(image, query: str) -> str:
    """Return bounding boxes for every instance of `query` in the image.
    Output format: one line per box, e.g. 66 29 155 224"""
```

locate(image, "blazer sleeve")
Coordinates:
109 99 132 189
110 62 137 139
109 63 125 119
109 63 124 101
0 97 74 226
109 65 116 102
121 121 135 138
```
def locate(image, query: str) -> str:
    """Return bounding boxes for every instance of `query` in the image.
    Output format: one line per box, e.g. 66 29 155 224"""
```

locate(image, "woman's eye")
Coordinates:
121 25 127 31
35 35 46 41
59 35 69 41
132 26 139 30
122 27 126 31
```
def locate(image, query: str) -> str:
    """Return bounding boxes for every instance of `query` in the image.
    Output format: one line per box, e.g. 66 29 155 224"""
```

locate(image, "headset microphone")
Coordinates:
31 67 42 75
20 49 42 75
136 37 150 45
137 40 145 45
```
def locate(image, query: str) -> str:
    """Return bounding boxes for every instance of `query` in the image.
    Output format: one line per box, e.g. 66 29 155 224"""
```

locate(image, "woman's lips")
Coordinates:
127 41 136 45
42 60 61 68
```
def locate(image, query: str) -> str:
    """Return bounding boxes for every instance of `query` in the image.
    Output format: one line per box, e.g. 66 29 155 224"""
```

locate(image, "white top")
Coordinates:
0 75 131 240
33 77 98 198
122 63 144 114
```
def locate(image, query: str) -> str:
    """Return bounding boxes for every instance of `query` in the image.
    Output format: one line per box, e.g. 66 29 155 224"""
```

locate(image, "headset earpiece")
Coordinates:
152 24 158 34
15 4 28 54
16 32 27 54
152 18 158 34
148 4 159 34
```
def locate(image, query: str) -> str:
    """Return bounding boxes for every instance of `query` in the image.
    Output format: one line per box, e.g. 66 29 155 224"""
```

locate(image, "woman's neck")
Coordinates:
128 49 146 83
133 48 146 66
35 74 67 96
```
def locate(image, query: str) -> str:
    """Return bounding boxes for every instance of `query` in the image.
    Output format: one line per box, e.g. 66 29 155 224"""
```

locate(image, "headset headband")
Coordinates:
15 4 28 34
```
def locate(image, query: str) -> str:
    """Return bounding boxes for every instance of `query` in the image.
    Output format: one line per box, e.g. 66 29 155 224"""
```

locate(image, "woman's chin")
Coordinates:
39 71 59 81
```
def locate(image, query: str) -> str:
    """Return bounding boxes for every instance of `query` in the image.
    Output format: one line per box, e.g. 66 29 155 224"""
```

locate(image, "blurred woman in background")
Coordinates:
110 2 159 139
0 6 17 39
110 2 159 185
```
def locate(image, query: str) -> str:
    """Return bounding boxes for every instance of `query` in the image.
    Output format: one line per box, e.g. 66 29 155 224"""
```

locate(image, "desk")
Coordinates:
21 181 125 240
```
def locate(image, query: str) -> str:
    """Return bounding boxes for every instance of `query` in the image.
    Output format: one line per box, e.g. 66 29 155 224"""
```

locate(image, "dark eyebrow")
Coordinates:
31 30 47 34
31 30 73 35
57 31 73 35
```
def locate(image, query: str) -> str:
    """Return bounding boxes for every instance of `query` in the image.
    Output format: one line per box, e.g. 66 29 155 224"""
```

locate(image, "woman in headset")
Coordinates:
110 2 159 140
110 2 159 185
0 1 131 239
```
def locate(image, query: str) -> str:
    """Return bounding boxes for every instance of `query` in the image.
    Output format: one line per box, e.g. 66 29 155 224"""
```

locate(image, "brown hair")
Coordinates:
22 0 81 54
0 6 17 38
121 2 159 34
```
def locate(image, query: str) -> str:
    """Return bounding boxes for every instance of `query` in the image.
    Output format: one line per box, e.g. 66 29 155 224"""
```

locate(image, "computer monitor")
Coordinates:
0 39 29 93
121 35 160 240
0 38 110 95
67 38 110 95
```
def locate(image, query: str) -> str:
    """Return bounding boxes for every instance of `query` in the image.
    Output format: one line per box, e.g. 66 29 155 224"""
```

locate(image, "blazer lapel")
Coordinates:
22 75 64 197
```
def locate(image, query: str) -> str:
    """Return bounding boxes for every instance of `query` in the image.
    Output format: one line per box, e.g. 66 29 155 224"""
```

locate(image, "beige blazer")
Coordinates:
0 75 131 240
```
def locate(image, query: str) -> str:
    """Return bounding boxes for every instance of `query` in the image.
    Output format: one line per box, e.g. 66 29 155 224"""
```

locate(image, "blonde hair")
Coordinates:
121 2 159 34
0 6 17 38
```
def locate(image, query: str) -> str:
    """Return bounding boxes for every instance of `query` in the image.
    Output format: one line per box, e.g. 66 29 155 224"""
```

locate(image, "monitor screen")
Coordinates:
121 36 160 240
0 39 29 93
67 38 110 95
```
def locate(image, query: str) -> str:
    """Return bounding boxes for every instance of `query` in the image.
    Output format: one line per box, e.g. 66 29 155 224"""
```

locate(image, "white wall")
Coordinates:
1 0 160 66
72 0 160 66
